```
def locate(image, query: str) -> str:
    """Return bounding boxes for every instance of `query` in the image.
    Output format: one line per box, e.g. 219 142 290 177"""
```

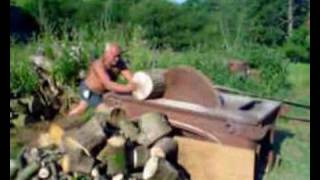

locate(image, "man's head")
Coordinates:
103 42 121 66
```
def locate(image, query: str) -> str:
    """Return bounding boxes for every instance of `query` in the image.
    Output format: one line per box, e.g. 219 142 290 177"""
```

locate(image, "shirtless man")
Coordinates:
68 43 136 116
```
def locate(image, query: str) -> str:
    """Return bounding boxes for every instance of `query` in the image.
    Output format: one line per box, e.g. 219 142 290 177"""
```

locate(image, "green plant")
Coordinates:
10 46 39 95
282 25 309 63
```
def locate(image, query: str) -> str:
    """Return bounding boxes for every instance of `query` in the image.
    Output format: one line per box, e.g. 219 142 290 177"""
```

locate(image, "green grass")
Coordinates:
264 120 310 180
287 63 310 103
285 63 310 118
264 63 310 180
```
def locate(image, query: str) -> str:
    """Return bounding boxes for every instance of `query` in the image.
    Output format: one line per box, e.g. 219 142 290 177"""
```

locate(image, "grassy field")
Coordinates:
264 63 310 180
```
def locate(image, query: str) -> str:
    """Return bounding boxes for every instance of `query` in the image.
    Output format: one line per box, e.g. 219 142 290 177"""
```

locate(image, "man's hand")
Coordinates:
126 82 138 92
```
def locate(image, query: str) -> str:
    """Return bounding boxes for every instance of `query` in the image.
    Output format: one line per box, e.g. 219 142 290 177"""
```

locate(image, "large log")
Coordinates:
46 111 110 151
132 69 166 100
150 137 177 160
63 114 107 156
137 112 172 147
47 116 86 147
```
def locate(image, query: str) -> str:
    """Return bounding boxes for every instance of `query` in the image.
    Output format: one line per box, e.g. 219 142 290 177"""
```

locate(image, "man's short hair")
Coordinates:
105 42 121 54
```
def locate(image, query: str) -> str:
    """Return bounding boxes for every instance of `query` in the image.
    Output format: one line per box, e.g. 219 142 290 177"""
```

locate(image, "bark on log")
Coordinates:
64 116 107 156
150 137 177 160
95 107 127 127
118 120 140 141
48 162 58 180
47 116 88 148
132 69 166 100
142 157 179 180
137 112 172 147
38 133 54 148
133 145 150 169
96 136 127 176
16 162 41 180
112 173 124 180
60 149 95 174
129 172 143 180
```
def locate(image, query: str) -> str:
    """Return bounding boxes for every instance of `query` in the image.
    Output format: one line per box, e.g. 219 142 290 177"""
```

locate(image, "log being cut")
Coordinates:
132 69 166 100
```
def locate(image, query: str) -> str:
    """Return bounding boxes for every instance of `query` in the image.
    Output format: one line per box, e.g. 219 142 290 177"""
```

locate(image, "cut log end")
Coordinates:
150 147 165 158
132 70 166 100
48 123 65 146
38 167 50 179
107 136 126 147
143 156 160 179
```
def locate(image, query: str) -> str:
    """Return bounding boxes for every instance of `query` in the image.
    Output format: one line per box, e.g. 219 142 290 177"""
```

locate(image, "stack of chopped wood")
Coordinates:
11 109 187 180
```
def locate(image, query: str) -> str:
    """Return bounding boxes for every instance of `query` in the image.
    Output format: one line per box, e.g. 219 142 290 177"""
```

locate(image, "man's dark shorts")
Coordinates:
79 81 102 107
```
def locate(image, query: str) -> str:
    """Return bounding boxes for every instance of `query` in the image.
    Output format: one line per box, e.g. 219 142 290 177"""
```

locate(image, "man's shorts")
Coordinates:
79 81 103 107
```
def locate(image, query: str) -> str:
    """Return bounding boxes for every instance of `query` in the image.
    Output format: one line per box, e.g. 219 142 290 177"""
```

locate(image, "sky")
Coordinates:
169 0 187 4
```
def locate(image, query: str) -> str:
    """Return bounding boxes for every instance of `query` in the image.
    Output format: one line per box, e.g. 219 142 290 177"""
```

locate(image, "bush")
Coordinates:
228 45 290 95
51 42 88 85
282 25 309 63
10 46 39 95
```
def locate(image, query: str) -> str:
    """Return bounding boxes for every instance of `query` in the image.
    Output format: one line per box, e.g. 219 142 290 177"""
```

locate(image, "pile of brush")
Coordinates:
10 108 188 180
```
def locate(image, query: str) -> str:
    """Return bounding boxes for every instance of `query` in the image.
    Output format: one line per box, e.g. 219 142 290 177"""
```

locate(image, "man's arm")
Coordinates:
93 61 133 93
121 69 134 82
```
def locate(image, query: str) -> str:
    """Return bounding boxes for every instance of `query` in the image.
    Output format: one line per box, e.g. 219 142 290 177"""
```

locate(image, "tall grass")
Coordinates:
10 45 39 96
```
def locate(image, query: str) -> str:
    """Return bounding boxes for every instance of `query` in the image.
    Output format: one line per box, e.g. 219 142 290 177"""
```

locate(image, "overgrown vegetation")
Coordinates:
10 0 309 97
10 45 39 95
10 1 310 179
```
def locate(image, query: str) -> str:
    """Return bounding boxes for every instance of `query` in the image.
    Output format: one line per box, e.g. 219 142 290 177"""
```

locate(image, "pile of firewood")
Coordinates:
10 109 188 180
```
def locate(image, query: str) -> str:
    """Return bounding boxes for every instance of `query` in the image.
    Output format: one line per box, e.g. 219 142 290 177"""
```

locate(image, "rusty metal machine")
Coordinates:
103 66 281 174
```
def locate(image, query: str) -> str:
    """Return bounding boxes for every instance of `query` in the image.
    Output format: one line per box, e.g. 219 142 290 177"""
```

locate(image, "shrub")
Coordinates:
10 46 39 95
282 25 309 63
